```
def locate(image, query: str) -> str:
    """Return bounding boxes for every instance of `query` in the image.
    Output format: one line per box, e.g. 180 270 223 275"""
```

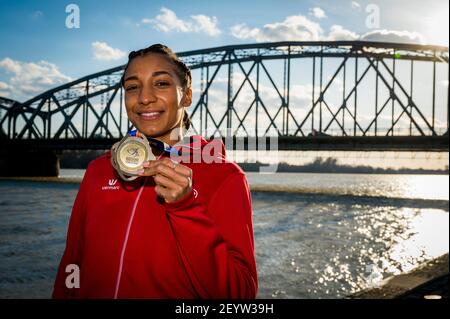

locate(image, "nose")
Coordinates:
138 85 157 105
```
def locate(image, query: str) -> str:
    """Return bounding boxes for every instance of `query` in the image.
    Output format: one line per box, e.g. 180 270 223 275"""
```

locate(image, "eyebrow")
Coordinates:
124 71 173 83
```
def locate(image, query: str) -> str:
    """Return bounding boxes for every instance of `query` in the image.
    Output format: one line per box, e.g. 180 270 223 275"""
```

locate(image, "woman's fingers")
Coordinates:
137 160 159 176
153 173 179 190
135 157 192 203
152 159 192 187
154 184 172 200
159 157 192 177
144 158 192 203
154 177 190 203
137 158 186 178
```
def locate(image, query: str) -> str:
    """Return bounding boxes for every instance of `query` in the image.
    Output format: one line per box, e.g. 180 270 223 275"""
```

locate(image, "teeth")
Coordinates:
141 112 161 116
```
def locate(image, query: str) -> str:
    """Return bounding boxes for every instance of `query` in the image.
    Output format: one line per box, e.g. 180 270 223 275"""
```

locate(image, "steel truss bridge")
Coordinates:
0 41 449 152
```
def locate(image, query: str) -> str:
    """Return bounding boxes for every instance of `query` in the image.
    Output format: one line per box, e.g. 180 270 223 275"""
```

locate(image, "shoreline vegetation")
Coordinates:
59 150 449 175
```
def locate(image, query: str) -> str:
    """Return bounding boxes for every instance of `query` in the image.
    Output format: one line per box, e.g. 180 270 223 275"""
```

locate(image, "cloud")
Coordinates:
351 1 361 10
142 7 191 32
191 15 221 36
0 57 72 100
230 18 357 42
360 30 426 44
92 41 126 61
141 7 221 37
0 81 11 97
326 25 359 41
230 24 262 41
0 81 10 90
230 14 426 45
309 7 327 19
230 15 323 42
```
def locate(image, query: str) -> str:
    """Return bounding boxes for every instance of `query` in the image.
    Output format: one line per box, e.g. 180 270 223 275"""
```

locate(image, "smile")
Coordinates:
138 111 164 120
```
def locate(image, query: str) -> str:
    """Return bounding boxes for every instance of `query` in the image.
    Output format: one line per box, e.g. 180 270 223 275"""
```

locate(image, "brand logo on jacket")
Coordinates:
102 179 120 191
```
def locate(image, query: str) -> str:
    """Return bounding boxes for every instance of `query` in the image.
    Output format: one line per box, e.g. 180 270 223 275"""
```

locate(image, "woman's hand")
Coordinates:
138 157 193 203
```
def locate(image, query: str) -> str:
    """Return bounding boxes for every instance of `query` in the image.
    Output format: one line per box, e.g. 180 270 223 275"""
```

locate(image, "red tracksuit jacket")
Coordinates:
52 135 258 298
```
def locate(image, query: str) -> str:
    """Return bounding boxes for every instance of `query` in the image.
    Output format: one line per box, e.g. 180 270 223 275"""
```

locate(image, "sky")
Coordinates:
0 0 448 170
0 0 448 102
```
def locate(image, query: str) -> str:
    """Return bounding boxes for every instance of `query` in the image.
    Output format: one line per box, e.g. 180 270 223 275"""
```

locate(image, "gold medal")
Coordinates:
111 131 156 181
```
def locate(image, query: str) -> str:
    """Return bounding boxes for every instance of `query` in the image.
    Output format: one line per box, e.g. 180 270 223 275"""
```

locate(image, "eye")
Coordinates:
125 85 138 92
155 81 170 87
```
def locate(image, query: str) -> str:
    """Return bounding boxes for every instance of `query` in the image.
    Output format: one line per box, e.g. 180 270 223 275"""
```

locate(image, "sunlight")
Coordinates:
388 208 449 273
424 8 449 46
397 175 450 201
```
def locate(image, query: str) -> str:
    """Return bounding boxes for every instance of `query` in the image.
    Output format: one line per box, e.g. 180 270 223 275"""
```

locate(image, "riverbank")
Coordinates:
238 160 449 175
0 176 82 184
58 150 449 175
349 254 449 299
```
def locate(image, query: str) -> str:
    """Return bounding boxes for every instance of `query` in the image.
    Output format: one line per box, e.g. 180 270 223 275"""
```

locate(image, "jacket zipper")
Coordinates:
113 178 147 299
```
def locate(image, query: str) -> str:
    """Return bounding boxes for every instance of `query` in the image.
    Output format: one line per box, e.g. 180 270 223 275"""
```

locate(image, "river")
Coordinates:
0 170 448 298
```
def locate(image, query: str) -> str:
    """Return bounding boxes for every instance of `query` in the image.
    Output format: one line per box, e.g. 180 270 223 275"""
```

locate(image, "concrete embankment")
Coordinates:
349 254 449 299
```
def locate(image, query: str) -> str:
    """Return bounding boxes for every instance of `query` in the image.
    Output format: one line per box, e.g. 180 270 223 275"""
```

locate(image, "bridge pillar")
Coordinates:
0 150 59 177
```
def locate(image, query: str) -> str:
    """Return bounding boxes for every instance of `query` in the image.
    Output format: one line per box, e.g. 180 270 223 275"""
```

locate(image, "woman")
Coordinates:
53 44 258 299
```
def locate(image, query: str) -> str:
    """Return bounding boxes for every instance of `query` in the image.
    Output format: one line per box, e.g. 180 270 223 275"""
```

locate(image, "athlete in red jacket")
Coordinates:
52 44 258 299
